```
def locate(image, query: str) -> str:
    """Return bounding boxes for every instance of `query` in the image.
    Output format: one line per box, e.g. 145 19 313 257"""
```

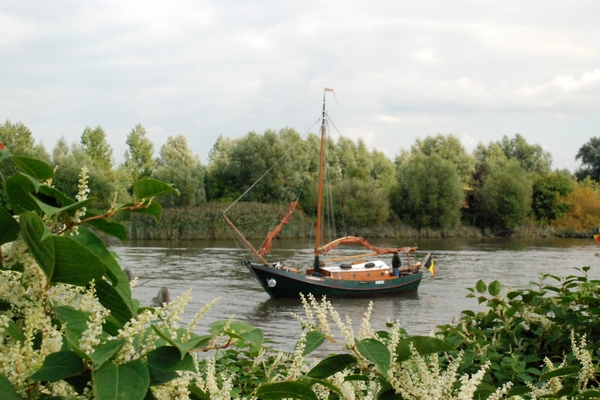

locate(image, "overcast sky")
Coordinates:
1 0 599 172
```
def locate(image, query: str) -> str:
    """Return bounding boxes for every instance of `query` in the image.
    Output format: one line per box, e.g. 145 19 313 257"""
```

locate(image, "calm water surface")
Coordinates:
113 237 600 351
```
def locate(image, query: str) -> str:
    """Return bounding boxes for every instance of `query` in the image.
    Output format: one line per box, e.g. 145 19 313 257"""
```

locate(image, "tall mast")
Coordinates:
313 88 329 274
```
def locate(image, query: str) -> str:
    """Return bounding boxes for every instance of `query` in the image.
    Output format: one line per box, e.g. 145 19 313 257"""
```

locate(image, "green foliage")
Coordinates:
474 160 532 232
498 133 553 174
332 178 390 232
531 169 574 223
393 153 464 231
411 133 475 186
153 135 205 207
436 268 600 392
52 138 122 209
122 123 155 184
575 136 600 182
81 125 114 171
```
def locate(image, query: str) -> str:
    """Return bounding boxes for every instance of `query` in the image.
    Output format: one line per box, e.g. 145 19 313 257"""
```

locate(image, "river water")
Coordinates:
114 237 600 351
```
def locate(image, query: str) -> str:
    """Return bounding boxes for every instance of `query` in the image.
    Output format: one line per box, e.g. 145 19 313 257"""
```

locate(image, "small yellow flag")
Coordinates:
429 260 436 278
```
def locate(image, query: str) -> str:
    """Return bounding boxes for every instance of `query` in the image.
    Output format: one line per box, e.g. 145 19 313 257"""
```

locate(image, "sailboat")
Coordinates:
222 88 431 298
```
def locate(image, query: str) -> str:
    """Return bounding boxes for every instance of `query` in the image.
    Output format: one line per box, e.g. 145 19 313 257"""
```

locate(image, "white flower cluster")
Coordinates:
71 166 90 235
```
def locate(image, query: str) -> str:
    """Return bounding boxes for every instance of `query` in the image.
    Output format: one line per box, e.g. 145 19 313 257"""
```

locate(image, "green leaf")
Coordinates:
475 280 487 294
540 366 580 381
70 227 133 310
11 156 54 181
396 336 455 362
306 354 357 379
52 305 90 356
84 212 128 241
5 320 25 344
146 346 196 372
50 236 105 286
0 374 23 400
89 339 126 368
133 179 177 200
6 173 41 214
356 338 390 376
488 280 501 296
255 381 318 400
31 351 85 381
94 280 133 327
19 212 54 280
235 328 264 353
132 201 163 221
32 196 95 219
150 327 206 359
93 359 149 400
0 207 19 246
188 385 210 400
297 376 344 397
147 366 179 386
302 331 326 356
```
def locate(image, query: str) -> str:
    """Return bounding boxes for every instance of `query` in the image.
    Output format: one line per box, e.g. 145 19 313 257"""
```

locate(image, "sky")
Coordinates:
1 0 600 172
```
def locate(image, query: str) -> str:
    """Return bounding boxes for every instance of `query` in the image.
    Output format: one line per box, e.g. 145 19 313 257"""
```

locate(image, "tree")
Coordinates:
123 124 154 184
411 134 475 186
0 119 50 162
475 160 532 231
575 136 600 181
498 133 552 174
153 135 205 207
531 169 574 223
392 153 464 231
81 125 113 171
52 138 122 209
552 178 600 232
332 178 390 233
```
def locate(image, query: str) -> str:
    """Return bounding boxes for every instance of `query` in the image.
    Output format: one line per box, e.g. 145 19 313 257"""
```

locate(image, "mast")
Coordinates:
313 88 329 275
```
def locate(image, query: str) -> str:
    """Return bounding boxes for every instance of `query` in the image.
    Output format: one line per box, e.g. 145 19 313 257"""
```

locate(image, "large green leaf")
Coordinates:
93 359 149 400
6 173 41 214
131 201 163 221
488 280 502 296
84 212 128 241
255 381 318 400
0 374 22 400
306 354 357 379
19 212 54 280
70 227 133 309
133 179 178 200
11 156 54 181
53 305 90 356
302 331 326 356
540 366 579 381
50 236 105 286
32 196 95 219
0 207 19 246
146 346 196 372
31 351 85 381
94 280 133 327
396 336 455 362
89 339 126 368
475 280 487 294
356 338 390 376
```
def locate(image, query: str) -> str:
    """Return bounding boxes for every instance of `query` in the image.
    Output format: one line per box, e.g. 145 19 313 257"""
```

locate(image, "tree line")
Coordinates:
2 118 600 236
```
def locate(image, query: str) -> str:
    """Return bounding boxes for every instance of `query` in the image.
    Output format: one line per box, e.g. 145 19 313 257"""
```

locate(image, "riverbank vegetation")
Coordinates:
2 149 600 399
3 119 600 240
